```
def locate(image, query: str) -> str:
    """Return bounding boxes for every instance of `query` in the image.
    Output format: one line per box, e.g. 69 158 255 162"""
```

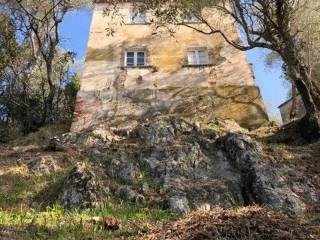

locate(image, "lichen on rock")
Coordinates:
28 155 58 175
64 116 308 215
59 162 101 209
216 133 306 215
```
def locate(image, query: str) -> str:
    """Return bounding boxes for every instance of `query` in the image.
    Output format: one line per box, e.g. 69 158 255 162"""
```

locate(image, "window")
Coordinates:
126 52 135 66
184 14 200 23
125 51 146 67
128 9 147 24
187 50 209 65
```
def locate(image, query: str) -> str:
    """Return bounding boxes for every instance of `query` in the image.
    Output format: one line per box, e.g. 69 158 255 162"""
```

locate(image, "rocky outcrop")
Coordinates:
216 133 305 214
107 153 140 182
64 116 307 215
59 163 101 209
114 185 145 204
28 155 58 175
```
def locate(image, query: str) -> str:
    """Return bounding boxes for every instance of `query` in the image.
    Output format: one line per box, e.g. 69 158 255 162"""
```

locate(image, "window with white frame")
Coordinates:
187 49 209 65
128 9 147 24
125 51 146 67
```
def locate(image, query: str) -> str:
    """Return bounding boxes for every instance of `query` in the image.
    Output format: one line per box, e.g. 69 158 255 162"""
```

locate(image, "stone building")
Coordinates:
278 96 306 124
71 0 269 131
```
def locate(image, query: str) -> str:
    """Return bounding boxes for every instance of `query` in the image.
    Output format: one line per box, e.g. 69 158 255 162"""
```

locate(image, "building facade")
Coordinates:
71 1 269 131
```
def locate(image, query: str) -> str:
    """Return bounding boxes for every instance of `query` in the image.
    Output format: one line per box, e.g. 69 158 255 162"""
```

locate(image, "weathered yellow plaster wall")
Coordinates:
72 3 268 131
80 3 255 92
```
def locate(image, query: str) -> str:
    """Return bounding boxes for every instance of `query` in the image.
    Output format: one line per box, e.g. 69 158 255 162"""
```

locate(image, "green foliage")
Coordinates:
0 1 86 142
63 74 81 120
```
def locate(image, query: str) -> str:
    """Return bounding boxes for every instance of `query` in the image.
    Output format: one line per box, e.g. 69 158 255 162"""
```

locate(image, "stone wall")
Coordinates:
71 86 269 131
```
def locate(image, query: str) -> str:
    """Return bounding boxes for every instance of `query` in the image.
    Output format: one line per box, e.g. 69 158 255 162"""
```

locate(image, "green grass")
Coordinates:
0 202 175 239
0 153 176 239
0 167 72 210
10 124 70 147
0 161 174 239
0 172 42 208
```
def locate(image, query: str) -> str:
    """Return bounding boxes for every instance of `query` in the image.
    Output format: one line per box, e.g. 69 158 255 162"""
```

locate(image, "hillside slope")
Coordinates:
0 117 319 239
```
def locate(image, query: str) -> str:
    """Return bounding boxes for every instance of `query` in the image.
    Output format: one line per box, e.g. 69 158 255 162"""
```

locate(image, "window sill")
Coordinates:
182 64 214 68
125 22 151 25
178 21 202 25
120 65 154 69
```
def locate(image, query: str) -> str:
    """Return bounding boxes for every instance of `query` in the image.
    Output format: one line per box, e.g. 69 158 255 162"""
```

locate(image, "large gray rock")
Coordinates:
164 195 190 215
107 153 140 182
133 117 194 146
115 185 145 204
216 133 305 215
59 163 101 209
136 117 305 215
63 116 307 215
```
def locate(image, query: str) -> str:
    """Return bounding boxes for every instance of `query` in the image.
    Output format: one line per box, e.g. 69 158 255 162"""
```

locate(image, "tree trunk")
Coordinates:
294 78 316 115
41 59 55 124
41 86 55 125
289 82 297 120
282 36 320 141
298 111 320 142
310 80 320 110
294 73 320 141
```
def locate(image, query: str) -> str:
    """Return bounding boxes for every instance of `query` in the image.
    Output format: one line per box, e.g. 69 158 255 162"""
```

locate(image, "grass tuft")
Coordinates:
0 202 175 239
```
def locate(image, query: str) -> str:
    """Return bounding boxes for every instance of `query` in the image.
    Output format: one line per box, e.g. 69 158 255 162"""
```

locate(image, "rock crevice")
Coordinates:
216 133 305 214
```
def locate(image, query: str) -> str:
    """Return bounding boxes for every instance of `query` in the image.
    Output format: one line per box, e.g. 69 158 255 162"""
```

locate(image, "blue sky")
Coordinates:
60 9 288 120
